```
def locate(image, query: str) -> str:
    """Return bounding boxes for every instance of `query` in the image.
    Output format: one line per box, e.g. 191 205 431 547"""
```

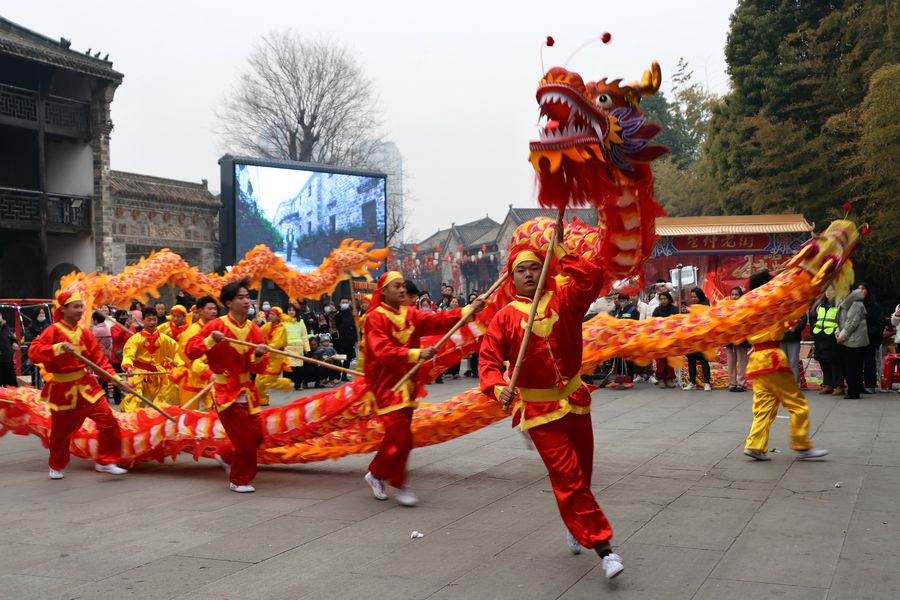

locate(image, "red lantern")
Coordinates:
458 244 464 252
435 244 441 253
412 244 418 253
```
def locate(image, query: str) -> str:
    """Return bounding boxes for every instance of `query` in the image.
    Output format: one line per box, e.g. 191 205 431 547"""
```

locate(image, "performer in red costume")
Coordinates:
362 271 484 506
186 278 269 493
28 290 133 479
479 217 624 579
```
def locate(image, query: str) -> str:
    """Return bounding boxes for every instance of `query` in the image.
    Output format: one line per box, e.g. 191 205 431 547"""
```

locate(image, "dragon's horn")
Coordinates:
625 61 662 98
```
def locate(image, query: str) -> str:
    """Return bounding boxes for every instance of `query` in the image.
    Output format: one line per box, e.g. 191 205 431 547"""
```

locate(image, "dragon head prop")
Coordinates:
529 61 668 209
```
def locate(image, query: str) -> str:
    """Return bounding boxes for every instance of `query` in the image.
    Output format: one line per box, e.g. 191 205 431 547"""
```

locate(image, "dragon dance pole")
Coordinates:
116 371 173 377
392 271 510 394
221 337 364 377
181 381 214 411
503 210 563 408
69 350 177 424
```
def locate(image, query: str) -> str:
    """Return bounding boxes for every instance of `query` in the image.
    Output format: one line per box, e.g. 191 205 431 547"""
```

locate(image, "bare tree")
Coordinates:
219 31 383 167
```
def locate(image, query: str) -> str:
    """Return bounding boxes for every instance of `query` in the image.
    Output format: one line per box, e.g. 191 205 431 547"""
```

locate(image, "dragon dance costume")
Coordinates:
479 245 614 551
743 321 815 454
255 307 293 406
362 271 464 492
27 291 123 472
185 314 269 487
120 328 182 412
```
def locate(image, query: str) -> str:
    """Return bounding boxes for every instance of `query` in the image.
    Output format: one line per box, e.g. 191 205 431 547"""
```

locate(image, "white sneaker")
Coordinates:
48 468 64 480
648 375 658 385
566 531 582 554
796 447 829 460
94 463 127 475
703 383 712 392
601 552 624 579
229 483 255 493
395 487 419 507
214 454 231 475
364 471 388 500
683 383 695 391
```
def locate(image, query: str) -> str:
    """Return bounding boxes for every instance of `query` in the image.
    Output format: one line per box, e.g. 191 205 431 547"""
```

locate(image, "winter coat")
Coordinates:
892 305 900 344
864 301 884 348
837 290 869 349
652 303 678 318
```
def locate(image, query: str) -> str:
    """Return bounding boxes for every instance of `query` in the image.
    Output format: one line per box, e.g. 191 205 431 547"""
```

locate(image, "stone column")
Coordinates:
90 81 119 274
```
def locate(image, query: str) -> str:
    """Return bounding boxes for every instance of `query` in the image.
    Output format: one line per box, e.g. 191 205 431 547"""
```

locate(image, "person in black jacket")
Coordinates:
334 295 358 380
0 316 19 387
683 288 712 391
652 292 678 387
606 293 640 389
859 282 883 393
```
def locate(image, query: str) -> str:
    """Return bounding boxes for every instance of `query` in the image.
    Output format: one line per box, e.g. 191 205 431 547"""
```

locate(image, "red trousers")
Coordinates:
49 398 121 470
528 412 613 548
655 359 675 381
217 403 263 486
368 407 413 488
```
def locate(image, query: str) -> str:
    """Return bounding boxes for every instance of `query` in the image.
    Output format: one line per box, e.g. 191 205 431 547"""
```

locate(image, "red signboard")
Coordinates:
671 233 771 254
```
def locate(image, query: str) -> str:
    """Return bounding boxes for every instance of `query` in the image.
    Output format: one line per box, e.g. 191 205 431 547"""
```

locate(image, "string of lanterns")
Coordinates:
387 243 497 277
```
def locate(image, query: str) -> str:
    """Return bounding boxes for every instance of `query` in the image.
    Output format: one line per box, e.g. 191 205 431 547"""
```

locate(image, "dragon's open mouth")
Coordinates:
531 83 609 151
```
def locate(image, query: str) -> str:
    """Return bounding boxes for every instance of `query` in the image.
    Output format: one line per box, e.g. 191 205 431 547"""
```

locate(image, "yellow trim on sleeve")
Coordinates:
552 243 567 259
493 385 506 401
204 334 217 349
408 348 421 363
52 342 66 357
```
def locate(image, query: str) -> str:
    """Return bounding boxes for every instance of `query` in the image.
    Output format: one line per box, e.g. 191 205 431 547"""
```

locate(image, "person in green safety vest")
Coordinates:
811 286 843 396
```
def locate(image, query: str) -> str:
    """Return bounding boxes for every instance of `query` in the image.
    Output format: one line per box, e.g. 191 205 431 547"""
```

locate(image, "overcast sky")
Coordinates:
3 0 737 242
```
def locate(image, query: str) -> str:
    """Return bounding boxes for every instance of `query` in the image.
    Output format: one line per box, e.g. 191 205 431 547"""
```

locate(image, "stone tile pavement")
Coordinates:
1 377 899 599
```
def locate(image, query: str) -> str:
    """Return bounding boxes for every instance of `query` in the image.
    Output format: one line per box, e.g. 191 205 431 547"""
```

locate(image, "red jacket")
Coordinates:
479 246 605 430
185 314 269 414
28 321 116 411
362 304 462 415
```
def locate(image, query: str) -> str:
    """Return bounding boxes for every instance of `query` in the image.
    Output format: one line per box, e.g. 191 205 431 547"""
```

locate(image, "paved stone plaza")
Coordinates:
1 379 898 599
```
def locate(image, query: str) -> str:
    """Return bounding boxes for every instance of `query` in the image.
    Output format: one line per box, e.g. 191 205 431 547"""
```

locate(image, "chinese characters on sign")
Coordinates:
672 234 770 254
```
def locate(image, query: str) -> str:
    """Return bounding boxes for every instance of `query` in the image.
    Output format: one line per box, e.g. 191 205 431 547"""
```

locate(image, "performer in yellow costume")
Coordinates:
158 304 190 340
256 307 293 406
170 295 218 409
120 307 183 412
743 271 829 461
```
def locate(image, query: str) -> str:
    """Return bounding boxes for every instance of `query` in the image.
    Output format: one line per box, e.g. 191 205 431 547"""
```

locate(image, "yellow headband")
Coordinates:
511 251 542 271
60 291 82 306
170 304 187 316
381 271 403 289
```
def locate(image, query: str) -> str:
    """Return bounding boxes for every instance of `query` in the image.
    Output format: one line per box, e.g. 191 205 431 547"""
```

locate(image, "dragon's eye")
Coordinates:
595 94 613 109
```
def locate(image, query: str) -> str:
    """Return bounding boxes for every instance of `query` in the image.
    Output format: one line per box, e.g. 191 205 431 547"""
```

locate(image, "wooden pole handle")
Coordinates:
181 381 214 411
70 350 177 424
391 272 509 393
503 211 563 406
221 337 363 377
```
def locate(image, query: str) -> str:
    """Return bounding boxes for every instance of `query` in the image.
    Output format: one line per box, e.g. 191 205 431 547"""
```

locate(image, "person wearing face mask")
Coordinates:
27 307 51 341
319 300 339 340
334 295 358 380
0 315 19 387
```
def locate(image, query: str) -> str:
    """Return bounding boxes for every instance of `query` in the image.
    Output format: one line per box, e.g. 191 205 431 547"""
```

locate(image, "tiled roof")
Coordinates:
656 214 813 236
0 18 123 82
508 207 599 226
417 216 501 250
109 171 220 208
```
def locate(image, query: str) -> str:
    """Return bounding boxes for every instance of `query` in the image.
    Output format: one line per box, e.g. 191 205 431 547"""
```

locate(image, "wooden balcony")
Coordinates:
0 187 91 233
